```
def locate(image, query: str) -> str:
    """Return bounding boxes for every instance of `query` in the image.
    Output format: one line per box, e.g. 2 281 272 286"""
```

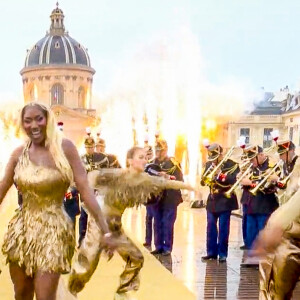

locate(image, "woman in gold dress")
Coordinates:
253 155 300 300
68 146 192 298
0 103 116 300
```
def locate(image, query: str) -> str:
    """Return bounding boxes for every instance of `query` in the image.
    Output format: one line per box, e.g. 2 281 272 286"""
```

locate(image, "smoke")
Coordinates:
92 26 258 183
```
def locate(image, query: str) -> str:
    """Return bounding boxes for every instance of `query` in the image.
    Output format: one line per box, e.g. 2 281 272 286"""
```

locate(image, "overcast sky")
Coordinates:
1 0 300 103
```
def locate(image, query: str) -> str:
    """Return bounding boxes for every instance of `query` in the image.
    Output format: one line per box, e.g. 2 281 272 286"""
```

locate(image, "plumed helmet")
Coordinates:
244 145 263 159
207 143 223 161
277 140 295 154
155 139 168 151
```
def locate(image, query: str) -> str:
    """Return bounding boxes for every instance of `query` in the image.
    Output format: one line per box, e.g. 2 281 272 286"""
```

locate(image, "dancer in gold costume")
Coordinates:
0 103 116 300
254 140 300 299
68 146 192 298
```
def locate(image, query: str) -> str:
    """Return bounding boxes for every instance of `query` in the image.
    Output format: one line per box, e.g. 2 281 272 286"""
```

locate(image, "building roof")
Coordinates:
24 4 91 68
250 91 283 115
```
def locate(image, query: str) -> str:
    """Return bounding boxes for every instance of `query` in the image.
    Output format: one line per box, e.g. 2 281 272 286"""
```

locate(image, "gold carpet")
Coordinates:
0 191 196 300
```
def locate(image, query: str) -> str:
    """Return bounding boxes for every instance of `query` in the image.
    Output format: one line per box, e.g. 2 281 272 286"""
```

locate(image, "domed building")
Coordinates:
20 4 99 144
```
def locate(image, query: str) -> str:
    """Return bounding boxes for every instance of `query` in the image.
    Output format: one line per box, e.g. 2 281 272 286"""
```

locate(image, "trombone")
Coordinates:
239 159 251 172
277 171 292 187
225 163 253 198
202 146 236 185
263 143 277 154
249 160 284 195
201 164 214 180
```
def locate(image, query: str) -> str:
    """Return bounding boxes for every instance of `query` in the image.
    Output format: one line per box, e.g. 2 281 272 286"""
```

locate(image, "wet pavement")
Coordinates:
123 202 300 300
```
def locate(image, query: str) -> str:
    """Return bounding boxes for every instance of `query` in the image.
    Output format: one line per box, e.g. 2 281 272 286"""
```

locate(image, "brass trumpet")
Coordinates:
225 163 253 198
249 160 284 195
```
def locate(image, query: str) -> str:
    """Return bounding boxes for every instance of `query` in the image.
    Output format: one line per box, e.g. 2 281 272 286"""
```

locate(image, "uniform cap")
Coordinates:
84 136 95 148
244 145 263 159
96 137 106 147
155 139 168 151
277 140 295 154
207 143 223 161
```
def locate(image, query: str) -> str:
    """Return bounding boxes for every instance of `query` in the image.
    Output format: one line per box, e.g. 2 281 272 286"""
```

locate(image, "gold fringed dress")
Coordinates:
68 169 192 295
259 159 300 300
2 145 75 276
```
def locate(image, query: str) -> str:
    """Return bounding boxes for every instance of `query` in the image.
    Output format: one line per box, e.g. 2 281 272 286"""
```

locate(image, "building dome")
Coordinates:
24 3 91 67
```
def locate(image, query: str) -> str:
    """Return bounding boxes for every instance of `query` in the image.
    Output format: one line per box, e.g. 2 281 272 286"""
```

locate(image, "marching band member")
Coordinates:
240 145 279 253
150 139 183 256
201 143 240 263
143 143 157 248
95 132 122 168
78 129 110 246
68 146 193 298
257 140 300 299
236 136 248 250
58 122 80 226
276 140 299 203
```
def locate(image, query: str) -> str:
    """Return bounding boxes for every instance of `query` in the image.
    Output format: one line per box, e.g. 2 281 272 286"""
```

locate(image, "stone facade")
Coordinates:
20 4 98 144
227 115 284 148
226 88 300 154
20 65 94 110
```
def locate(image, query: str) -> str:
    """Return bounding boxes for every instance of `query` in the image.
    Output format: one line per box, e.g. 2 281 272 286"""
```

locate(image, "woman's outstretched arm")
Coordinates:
0 146 23 205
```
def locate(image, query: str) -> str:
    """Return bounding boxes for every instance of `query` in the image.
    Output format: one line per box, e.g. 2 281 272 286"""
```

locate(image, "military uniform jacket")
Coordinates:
279 155 299 201
107 153 122 168
81 152 110 172
241 157 279 214
64 186 80 218
154 156 183 207
201 159 239 213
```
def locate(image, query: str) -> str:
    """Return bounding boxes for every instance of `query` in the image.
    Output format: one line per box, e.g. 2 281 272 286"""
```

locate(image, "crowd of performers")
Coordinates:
200 138 300 299
0 102 191 300
69 128 187 297
1 101 300 300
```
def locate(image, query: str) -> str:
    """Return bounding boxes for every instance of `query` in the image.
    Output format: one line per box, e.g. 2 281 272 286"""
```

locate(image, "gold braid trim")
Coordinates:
215 182 231 188
223 162 238 175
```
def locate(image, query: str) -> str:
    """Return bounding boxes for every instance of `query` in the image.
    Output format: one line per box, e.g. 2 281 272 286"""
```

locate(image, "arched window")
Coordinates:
51 83 64 105
29 88 35 101
78 86 85 108
28 84 37 101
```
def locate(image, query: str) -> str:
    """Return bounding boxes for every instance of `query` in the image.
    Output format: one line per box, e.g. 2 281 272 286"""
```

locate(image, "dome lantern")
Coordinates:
20 4 95 110
22 4 92 67
50 2 65 35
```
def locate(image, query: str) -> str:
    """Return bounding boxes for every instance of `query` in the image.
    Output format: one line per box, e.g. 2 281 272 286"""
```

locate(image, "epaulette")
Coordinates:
109 158 119 167
160 157 182 174
268 162 275 168
222 159 238 175
225 163 239 175
170 157 178 165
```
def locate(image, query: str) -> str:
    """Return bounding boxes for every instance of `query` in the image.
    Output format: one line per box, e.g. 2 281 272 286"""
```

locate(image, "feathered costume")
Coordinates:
68 169 192 295
2 143 75 276
259 157 300 299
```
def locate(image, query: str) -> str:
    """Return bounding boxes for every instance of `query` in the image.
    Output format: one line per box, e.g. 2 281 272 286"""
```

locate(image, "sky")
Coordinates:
1 0 300 103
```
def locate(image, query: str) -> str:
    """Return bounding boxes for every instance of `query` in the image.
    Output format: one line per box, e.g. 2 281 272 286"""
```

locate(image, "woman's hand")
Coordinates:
268 174 279 183
158 171 176 180
241 178 252 186
250 225 284 257
101 232 119 259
